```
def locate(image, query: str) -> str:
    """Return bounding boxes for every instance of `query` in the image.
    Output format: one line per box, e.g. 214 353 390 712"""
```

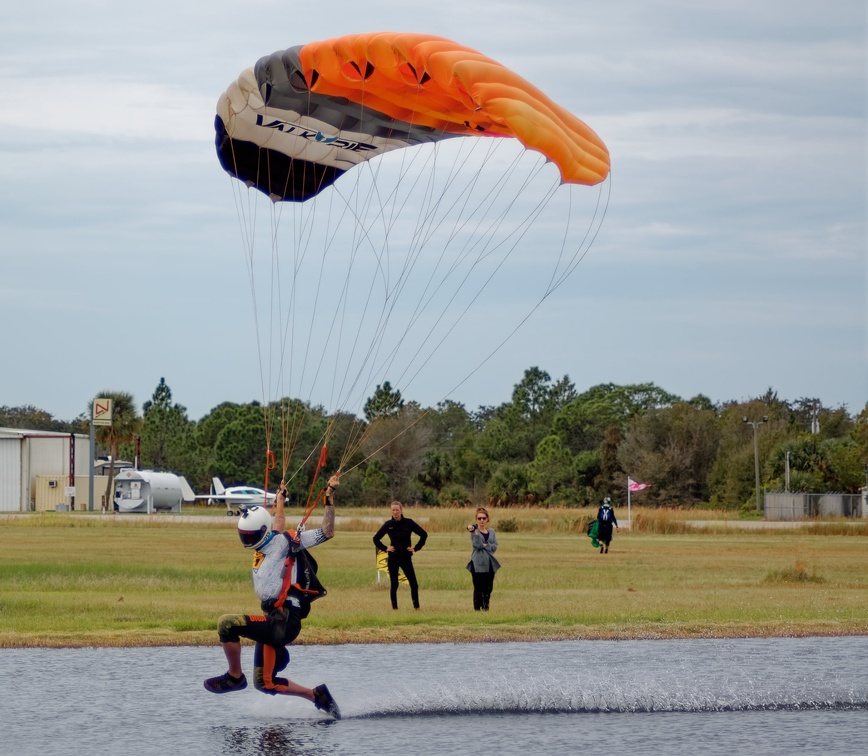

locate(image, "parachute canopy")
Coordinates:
215 32 610 201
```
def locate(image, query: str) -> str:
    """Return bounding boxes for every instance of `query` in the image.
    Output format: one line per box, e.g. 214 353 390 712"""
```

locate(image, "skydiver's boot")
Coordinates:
313 684 341 719
204 672 247 694
482 594 490 611
473 590 482 611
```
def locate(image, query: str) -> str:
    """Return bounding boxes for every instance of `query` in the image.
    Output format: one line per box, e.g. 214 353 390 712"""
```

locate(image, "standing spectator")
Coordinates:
466 507 500 610
596 497 620 554
373 501 428 609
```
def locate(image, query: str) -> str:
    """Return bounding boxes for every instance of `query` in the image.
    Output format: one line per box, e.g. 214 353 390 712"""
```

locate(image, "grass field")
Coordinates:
1 507 866 647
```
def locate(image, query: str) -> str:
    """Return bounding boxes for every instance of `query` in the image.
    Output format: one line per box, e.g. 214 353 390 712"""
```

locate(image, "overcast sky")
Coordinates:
1 0 865 423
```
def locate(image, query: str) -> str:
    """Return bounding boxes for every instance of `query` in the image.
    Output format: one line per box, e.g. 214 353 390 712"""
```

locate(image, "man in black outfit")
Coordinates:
373 500 428 609
596 497 620 553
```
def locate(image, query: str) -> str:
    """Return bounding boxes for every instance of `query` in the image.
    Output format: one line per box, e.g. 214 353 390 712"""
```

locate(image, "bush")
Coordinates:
497 516 519 533
437 484 472 508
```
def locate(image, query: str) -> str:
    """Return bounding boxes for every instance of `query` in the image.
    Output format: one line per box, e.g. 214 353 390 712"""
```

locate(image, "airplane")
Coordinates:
196 477 277 515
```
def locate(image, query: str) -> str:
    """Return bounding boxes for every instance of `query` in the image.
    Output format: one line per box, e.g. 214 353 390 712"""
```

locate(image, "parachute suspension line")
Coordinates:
317 81 384 419
314 82 471 424
366 143 550 398
280 130 434 465
297 445 329 529
322 84 505 431
274 184 323 488
554 172 612 289
516 161 610 302
265 197 282 448
293 69 376 418
259 161 298 483
294 137 530 466
312 167 430 450
319 181 398 410
336 143 553 417
269 123 347 487
276 193 315 482
521 169 611 301
317 138 509 465
273 192 308 479
226 140 283 485
262 449 276 503
340 405 433 476
328 135 476 408
346 138 488 394
267 132 369 486
388 160 552 397
432 173 612 407
309 187 355 408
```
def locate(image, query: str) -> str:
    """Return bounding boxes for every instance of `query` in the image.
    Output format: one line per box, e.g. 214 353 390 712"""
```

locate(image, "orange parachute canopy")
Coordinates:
216 32 609 201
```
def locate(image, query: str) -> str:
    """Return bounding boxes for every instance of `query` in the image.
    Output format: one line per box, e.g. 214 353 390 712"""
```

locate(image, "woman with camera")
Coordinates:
465 507 501 611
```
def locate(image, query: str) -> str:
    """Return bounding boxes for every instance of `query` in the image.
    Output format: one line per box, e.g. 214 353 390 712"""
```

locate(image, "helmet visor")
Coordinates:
238 525 266 548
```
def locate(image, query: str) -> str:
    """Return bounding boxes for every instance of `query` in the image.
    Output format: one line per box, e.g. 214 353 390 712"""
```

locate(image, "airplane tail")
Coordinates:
205 477 226 507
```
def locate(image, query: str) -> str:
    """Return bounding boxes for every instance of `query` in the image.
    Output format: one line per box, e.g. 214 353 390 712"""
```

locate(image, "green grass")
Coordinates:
1 508 866 647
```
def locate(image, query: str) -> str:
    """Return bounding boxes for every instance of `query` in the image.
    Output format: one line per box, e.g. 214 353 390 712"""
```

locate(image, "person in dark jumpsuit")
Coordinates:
596 497 620 553
373 500 428 609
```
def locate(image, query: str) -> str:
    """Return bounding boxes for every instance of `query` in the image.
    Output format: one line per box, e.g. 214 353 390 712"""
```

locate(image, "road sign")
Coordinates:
92 398 113 426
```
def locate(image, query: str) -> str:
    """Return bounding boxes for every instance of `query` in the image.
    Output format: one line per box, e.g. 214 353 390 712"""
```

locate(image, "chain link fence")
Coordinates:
764 492 866 520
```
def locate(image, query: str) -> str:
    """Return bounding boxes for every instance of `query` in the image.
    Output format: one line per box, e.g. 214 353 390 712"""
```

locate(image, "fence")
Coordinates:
764 492 865 521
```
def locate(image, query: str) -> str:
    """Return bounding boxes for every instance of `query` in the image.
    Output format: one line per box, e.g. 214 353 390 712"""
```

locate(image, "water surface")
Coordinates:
2 637 865 755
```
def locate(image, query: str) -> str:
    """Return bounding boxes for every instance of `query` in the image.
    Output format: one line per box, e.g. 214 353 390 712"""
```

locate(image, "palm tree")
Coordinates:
91 391 140 510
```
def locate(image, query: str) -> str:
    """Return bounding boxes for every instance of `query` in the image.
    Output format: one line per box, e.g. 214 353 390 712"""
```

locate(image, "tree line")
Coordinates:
2 369 866 510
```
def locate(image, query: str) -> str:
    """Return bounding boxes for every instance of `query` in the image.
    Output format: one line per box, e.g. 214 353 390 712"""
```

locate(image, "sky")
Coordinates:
1 0 865 423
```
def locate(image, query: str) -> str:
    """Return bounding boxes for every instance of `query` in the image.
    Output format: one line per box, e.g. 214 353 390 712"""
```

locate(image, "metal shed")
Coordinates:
0 428 90 512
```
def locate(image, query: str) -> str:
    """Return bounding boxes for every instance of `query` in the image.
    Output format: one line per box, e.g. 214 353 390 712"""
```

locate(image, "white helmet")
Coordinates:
237 506 273 549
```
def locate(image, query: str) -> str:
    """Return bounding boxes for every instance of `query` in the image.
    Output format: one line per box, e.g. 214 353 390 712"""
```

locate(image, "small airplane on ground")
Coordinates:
196 477 277 515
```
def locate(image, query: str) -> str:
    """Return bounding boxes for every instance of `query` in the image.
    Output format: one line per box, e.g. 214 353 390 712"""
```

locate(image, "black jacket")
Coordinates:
373 516 428 554
596 506 619 540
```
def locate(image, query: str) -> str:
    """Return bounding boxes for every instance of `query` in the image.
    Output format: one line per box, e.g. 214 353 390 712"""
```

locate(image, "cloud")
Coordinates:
1 76 212 141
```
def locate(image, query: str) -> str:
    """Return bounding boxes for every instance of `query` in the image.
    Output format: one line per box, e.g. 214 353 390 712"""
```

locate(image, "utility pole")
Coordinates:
785 450 790 493
743 416 768 512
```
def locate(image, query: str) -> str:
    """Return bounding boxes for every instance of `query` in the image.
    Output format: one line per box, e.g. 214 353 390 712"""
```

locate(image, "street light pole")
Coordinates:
743 416 768 512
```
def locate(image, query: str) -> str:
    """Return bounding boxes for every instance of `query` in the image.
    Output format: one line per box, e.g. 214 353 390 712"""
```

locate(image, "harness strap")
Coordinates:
273 530 323 609
274 530 297 610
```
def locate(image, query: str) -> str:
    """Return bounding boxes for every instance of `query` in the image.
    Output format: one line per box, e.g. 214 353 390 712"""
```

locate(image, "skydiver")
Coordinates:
596 497 620 554
204 475 341 719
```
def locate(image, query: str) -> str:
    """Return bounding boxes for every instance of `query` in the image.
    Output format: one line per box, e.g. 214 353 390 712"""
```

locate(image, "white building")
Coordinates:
0 428 91 511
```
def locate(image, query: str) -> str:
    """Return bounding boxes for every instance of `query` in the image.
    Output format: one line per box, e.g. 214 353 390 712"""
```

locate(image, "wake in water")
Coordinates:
349 679 868 719
352 699 868 718
329 641 868 720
